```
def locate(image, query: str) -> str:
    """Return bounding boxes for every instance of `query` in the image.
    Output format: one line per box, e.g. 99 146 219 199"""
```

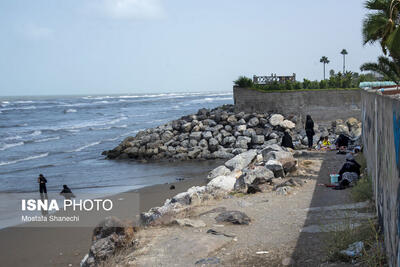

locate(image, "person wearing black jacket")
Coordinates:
37 174 47 197
60 185 76 200
281 130 294 149
305 115 315 149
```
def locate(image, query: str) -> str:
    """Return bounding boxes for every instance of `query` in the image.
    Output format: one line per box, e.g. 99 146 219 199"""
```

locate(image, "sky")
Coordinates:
0 0 382 96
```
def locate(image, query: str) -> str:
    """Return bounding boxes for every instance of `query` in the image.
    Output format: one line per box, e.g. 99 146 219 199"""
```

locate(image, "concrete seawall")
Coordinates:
233 87 361 123
361 90 400 266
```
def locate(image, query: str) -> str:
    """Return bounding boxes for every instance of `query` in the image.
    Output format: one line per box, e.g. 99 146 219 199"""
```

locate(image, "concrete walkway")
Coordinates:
112 151 374 266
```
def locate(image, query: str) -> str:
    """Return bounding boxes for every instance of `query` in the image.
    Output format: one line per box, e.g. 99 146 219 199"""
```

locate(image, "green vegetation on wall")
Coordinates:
234 72 377 91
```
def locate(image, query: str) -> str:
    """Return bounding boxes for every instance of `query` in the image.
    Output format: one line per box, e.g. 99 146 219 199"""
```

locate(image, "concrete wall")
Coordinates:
233 87 361 123
361 90 400 267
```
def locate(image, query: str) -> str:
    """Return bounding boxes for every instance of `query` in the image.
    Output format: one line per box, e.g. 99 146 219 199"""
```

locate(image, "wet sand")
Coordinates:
0 161 219 267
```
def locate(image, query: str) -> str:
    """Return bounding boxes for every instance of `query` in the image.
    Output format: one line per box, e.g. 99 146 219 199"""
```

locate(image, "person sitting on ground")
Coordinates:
335 153 361 189
335 134 350 153
60 184 75 200
281 130 294 149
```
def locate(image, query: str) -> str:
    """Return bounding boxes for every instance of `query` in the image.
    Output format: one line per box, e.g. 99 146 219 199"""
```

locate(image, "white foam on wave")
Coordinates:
64 109 77 113
0 153 49 166
189 97 233 104
0 142 24 151
4 135 22 141
30 130 42 136
14 100 34 104
0 106 37 112
34 136 60 143
68 142 101 152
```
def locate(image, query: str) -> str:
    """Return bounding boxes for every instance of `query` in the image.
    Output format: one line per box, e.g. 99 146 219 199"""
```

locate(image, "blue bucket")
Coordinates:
330 174 339 185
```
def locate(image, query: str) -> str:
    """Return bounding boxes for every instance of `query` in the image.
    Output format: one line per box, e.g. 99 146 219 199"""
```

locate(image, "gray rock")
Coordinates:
215 211 251 225
238 118 246 125
224 150 257 171
208 138 219 152
190 131 203 141
243 128 256 137
211 150 234 159
269 114 284 126
189 139 198 147
161 131 174 142
202 131 213 140
236 124 247 132
248 117 259 127
208 165 231 180
252 135 265 144
224 125 232 132
198 139 208 148
265 159 285 178
223 136 236 146
188 148 202 159
227 115 237 125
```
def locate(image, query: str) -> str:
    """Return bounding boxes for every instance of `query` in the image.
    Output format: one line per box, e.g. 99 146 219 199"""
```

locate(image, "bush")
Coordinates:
234 76 254 88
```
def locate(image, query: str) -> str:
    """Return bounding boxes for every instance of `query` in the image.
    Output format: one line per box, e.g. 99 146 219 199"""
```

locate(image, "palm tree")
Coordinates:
362 0 400 58
360 56 400 84
341 49 348 73
320 56 330 80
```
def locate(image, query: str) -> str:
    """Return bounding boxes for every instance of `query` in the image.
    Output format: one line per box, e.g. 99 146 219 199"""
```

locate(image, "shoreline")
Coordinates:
0 161 218 267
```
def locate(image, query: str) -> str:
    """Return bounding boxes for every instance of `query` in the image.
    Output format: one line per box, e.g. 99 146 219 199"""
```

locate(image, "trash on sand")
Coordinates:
340 241 364 257
256 251 269 254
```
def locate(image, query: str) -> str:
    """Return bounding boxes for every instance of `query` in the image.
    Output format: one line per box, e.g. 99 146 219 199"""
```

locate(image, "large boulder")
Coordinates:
335 124 350 135
280 120 296 129
207 165 232 181
345 117 359 130
224 150 257 171
265 160 285 178
269 114 284 126
234 166 274 191
207 175 237 191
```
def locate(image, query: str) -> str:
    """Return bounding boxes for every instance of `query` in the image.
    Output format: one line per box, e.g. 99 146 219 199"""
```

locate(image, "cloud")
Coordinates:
88 0 165 20
24 23 53 40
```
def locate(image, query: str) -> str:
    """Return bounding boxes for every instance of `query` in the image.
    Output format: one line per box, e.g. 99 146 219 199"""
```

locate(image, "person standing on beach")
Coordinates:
305 115 315 150
37 174 47 198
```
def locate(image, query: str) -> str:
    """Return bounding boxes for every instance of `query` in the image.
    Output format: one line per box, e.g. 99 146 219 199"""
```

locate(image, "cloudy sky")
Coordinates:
0 0 381 96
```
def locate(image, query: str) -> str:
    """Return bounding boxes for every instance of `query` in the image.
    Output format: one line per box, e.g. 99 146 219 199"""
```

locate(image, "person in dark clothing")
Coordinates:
281 130 294 149
37 174 47 198
334 154 361 190
305 115 315 149
336 134 350 149
60 185 75 200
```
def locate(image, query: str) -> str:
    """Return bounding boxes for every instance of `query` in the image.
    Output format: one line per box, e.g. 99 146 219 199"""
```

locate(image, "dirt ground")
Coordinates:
110 151 374 267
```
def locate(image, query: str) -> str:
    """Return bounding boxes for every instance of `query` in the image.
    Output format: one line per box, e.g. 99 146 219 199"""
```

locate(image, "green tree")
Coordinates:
341 49 348 73
320 56 330 80
362 0 400 59
234 76 254 87
360 56 400 84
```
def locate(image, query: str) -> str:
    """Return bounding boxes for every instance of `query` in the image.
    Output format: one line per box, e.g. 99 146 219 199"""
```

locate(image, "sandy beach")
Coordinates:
0 161 220 267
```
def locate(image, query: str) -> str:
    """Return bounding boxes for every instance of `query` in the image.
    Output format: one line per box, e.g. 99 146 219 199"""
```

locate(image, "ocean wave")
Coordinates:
14 100 34 104
4 135 22 141
189 97 233 104
0 142 24 151
68 141 101 152
0 105 37 112
30 130 42 136
64 109 77 113
0 153 49 166
34 136 60 143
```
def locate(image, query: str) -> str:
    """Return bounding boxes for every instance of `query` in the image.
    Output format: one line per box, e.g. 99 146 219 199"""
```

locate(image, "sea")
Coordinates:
0 92 233 195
